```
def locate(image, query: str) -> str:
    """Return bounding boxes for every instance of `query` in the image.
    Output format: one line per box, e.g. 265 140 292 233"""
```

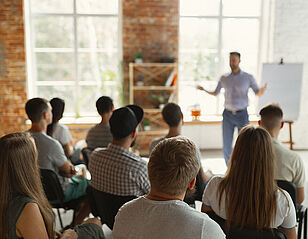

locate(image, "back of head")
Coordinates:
259 103 283 132
96 96 114 115
220 125 277 229
110 105 143 140
0 132 54 238
162 103 182 127
47 98 65 136
25 97 49 123
148 136 200 196
50 97 65 122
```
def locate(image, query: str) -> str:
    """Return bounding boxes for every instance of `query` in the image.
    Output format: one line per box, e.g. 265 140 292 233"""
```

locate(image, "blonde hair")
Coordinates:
148 136 200 196
218 125 278 230
0 132 55 238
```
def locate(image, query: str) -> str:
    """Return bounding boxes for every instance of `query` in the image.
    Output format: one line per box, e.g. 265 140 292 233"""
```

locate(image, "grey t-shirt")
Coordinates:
31 132 70 192
86 124 112 149
113 196 225 239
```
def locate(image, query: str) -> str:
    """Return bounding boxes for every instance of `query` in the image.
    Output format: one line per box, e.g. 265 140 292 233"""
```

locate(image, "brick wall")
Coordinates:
0 0 27 136
122 0 179 101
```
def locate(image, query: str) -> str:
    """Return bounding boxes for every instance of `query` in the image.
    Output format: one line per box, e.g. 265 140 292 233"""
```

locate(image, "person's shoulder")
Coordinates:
276 188 293 206
274 141 301 161
117 197 143 215
57 123 69 131
208 175 223 185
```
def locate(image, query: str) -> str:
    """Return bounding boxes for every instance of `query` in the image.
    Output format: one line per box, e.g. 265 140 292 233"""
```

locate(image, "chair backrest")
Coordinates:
81 147 93 167
184 170 203 204
40 168 65 203
87 185 136 229
276 180 298 207
206 211 287 239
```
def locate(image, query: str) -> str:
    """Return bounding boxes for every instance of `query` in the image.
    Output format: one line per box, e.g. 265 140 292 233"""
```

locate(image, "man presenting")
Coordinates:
198 52 266 164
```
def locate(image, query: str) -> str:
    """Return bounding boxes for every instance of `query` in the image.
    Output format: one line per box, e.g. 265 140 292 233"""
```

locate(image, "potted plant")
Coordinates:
135 52 143 64
143 119 151 131
151 92 169 109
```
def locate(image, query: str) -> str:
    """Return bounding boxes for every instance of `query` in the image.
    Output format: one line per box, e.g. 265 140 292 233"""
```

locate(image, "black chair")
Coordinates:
87 185 136 229
277 180 308 239
184 170 204 206
206 211 287 239
81 147 93 167
40 169 87 229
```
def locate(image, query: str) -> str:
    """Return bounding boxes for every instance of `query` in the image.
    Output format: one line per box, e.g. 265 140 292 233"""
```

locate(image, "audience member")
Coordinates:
86 96 113 149
149 103 213 187
113 136 225 239
89 105 150 226
47 97 83 165
259 103 305 203
25 97 90 225
0 132 104 239
202 125 296 239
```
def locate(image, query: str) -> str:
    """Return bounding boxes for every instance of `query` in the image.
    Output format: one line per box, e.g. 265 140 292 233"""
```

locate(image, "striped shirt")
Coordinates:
89 143 150 196
86 124 113 149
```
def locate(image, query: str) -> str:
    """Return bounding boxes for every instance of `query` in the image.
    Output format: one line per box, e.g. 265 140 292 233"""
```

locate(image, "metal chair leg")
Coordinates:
304 209 307 239
298 216 303 239
57 209 64 229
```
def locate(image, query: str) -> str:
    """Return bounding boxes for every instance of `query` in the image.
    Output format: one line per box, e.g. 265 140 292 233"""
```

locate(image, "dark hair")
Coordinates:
259 104 283 131
47 98 65 137
25 98 49 123
96 96 113 115
230 52 241 59
162 103 182 127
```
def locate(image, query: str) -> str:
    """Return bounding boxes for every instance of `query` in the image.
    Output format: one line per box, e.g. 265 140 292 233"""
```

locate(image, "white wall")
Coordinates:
273 0 308 149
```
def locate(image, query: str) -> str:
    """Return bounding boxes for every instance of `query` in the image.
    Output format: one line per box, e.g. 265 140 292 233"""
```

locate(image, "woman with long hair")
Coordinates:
0 132 104 239
0 132 54 238
47 98 82 164
201 125 296 239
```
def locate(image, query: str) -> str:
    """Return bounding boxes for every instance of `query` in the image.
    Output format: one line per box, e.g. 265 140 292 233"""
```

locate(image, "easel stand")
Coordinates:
282 121 294 150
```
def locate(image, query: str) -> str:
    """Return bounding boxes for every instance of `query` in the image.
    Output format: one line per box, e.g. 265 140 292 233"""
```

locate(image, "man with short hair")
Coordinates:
89 104 150 197
198 52 267 164
150 103 213 188
25 97 90 224
86 96 114 149
259 103 305 203
113 137 225 239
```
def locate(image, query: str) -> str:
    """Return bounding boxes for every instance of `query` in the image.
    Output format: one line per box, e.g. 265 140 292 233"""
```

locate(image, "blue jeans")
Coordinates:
222 109 249 165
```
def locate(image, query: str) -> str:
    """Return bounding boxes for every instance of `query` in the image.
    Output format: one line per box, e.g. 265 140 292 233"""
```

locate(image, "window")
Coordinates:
25 0 122 117
179 0 264 117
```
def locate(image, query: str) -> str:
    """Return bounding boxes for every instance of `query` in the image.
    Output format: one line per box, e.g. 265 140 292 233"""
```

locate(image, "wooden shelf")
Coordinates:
144 109 162 113
133 86 176 90
130 63 176 67
138 130 168 135
129 62 178 154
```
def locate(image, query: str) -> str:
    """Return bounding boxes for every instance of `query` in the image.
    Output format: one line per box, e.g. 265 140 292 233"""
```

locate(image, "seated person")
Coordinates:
149 103 213 188
47 97 83 165
86 96 114 150
25 98 90 225
113 136 225 239
0 132 104 239
259 103 305 203
88 105 150 227
202 125 296 239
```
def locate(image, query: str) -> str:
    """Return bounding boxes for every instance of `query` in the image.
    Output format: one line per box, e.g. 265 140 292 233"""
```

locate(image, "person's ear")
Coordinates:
181 113 184 125
258 120 261 126
43 111 48 120
131 129 137 139
280 121 284 129
188 177 196 190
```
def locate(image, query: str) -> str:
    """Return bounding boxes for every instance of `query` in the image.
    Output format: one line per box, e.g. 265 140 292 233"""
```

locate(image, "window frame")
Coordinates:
178 0 266 116
24 0 123 117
